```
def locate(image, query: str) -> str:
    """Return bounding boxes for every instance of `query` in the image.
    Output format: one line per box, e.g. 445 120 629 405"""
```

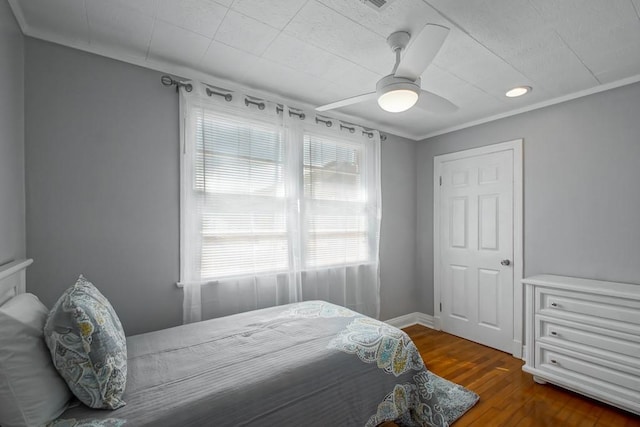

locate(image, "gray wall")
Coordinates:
24 38 418 333
0 4 25 265
417 81 640 315
380 134 418 320
25 38 182 335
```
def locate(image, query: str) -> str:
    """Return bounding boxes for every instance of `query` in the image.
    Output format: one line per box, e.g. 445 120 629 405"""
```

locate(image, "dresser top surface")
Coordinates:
522 274 640 297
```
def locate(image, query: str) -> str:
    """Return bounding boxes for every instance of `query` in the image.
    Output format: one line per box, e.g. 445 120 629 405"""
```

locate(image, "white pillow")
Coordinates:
0 293 71 427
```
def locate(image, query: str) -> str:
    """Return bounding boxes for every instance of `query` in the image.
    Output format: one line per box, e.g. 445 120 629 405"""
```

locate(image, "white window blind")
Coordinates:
191 109 288 279
180 94 381 322
303 133 369 268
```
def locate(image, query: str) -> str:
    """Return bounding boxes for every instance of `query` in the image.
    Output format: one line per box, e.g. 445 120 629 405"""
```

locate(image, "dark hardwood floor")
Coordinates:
403 325 640 427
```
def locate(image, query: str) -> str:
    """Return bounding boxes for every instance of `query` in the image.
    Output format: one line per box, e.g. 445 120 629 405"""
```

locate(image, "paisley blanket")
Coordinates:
52 301 478 426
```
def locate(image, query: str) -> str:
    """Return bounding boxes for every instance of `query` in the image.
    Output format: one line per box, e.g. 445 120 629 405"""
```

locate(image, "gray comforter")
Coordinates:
52 301 461 426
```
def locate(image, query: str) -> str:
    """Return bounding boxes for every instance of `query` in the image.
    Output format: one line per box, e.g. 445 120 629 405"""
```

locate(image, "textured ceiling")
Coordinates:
8 0 640 140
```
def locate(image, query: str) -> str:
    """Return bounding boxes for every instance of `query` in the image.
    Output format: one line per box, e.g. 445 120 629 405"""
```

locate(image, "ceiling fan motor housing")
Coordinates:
376 74 421 94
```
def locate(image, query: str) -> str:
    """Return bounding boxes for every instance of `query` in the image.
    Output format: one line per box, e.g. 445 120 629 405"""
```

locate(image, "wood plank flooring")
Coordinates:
403 325 640 427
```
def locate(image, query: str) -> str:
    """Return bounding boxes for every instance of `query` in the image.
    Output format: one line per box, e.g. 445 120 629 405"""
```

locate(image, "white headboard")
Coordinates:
0 258 33 305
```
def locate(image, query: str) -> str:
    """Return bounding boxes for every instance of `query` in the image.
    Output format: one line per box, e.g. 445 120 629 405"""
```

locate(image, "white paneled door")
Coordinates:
435 141 522 355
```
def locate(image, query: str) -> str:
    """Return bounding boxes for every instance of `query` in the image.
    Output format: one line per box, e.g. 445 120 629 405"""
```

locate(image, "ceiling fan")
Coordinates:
316 24 458 114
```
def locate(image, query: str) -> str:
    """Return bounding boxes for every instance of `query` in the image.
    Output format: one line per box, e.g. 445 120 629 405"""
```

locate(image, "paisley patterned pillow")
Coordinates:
44 276 127 410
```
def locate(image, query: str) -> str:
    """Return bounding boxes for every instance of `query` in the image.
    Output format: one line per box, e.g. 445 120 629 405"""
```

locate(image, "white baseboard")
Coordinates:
384 312 435 329
415 313 435 329
383 312 415 329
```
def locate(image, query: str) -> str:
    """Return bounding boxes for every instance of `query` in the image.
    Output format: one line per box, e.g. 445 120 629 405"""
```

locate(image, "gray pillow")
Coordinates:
44 275 127 409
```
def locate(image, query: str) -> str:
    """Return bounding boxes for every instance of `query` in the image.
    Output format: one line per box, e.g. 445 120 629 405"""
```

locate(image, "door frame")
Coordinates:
433 139 523 358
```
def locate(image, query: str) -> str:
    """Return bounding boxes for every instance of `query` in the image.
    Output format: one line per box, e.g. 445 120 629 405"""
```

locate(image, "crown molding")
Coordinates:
418 74 640 140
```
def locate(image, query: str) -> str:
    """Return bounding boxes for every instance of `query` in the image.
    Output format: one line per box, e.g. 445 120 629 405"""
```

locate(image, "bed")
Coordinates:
0 260 478 427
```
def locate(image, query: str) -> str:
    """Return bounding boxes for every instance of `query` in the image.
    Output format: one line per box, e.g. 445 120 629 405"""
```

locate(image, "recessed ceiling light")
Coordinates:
505 86 531 98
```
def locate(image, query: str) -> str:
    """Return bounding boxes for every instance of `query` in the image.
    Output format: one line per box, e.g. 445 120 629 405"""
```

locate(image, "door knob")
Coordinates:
500 259 511 266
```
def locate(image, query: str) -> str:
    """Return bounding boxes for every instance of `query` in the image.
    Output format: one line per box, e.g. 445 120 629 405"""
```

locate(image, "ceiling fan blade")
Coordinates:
395 24 450 80
316 92 377 112
416 90 458 114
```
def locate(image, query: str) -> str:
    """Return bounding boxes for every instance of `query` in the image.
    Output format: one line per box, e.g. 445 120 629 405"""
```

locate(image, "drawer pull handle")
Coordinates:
550 302 558 307
550 331 558 336
550 359 558 365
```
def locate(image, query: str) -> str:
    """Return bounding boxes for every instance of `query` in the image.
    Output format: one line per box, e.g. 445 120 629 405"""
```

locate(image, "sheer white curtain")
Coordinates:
180 87 381 323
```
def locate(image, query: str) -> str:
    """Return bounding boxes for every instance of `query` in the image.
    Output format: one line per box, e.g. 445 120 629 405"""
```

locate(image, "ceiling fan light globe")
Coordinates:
378 89 419 112
376 75 421 113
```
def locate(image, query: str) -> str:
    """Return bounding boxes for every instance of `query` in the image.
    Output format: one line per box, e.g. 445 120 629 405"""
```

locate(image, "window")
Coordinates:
180 96 381 319
184 108 289 280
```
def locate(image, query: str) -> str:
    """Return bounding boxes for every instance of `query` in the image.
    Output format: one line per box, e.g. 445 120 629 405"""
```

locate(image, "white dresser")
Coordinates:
522 275 640 415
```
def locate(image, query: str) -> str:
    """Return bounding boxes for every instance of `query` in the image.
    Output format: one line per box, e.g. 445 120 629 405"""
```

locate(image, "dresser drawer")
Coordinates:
536 344 640 403
536 316 640 370
535 287 640 333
